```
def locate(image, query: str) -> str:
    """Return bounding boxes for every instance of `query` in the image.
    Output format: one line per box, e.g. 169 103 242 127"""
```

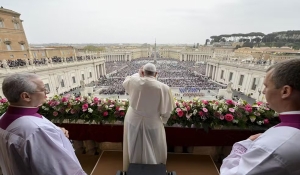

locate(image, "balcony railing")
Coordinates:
0 95 278 131
207 59 270 71
0 57 105 74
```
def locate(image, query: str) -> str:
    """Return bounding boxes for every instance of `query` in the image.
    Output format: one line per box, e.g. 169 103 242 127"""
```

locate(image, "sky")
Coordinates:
2 0 300 44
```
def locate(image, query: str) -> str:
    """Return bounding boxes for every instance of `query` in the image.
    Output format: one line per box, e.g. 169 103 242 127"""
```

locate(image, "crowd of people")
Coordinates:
179 87 201 93
97 58 223 95
188 63 206 75
0 56 91 68
77 55 92 61
3 59 27 67
105 61 128 74
97 78 125 95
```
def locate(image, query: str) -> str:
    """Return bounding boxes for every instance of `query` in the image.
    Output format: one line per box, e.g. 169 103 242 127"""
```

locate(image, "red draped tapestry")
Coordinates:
56 123 265 146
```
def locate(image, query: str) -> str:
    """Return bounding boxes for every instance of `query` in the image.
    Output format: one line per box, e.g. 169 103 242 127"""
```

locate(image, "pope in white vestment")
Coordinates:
122 63 175 171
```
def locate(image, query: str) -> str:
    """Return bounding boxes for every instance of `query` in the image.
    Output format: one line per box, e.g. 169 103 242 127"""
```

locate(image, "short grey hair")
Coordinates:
2 73 39 103
267 59 300 91
144 70 156 77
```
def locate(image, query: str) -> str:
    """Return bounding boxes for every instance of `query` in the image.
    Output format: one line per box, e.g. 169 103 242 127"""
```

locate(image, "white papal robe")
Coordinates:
122 73 175 171
0 115 86 175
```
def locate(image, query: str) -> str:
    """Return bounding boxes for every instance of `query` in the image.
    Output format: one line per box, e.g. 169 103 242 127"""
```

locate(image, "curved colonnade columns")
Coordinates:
104 54 131 62
95 63 106 79
206 60 268 102
205 63 218 81
180 54 212 62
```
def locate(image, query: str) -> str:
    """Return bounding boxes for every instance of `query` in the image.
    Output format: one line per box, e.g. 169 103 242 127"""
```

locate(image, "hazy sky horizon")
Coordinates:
2 0 300 44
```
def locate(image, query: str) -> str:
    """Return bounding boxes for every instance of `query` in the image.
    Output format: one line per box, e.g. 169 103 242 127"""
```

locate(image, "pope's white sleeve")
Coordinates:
131 73 140 77
122 73 139 94
161 111 171 124
220 139 285 175
23 128 87 175
122 77 131 93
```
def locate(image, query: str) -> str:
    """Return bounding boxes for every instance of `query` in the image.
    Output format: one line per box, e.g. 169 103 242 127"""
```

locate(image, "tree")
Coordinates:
275 42 286 48
235 45 241 49
210 36 222 42
220 38 226 42
242 42 254 48
262 34 276 43
83 45 106 52
205 39 210 45
242 39 250 43
252 37 262 43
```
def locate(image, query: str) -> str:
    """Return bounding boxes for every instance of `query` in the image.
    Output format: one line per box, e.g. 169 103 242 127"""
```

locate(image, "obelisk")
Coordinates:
154 39 157 64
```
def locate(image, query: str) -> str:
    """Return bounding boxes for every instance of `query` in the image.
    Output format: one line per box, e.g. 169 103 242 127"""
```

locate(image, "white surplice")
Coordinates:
0 116 87 175
220 111 300 175
122 73 175 171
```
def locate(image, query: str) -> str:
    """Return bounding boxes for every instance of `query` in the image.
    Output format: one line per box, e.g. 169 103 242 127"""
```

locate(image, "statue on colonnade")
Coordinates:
1 59 8 68
226 82 233 93
29 58 34 65
44 57 48 65
25 58 29 66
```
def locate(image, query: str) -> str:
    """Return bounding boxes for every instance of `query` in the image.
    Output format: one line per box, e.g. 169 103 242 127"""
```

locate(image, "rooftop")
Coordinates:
0 7 21 16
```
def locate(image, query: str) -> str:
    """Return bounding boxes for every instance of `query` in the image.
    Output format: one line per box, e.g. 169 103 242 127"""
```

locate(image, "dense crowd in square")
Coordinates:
98 58 222 95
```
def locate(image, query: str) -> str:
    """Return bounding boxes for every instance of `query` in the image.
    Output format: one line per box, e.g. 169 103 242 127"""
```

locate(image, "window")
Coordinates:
24 54 27 57
13 23 20 29
89 72 92 78
20 44 25 51
10 55 14 58
229 72 233 82
42 52 45 57
220 70 224 79
251 78 258 90
82 74 85 80
0 20 3 28
33 52 37 58
61 79 65 87
239 75 244 86
6 44 12 51
72 77 76 83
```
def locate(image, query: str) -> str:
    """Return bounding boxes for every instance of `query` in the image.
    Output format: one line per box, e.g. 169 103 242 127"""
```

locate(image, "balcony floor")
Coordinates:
78 151 219 175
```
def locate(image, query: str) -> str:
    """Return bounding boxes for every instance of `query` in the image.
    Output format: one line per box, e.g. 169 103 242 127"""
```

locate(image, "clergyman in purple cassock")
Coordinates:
0 73 87 175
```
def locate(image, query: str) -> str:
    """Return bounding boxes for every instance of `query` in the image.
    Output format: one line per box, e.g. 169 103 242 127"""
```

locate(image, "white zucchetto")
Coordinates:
143 63 156 72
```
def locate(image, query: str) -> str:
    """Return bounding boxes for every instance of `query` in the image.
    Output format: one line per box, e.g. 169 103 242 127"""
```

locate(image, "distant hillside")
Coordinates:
208 30 300 50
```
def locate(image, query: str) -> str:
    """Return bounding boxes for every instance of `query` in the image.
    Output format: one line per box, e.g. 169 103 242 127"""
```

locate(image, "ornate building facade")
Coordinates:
205 59 268 101
30 46 77 60
0 58 106 98
0 7 30 60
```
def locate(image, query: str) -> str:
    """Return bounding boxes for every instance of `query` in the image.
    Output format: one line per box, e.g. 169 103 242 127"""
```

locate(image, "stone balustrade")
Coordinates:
0 57 105 74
